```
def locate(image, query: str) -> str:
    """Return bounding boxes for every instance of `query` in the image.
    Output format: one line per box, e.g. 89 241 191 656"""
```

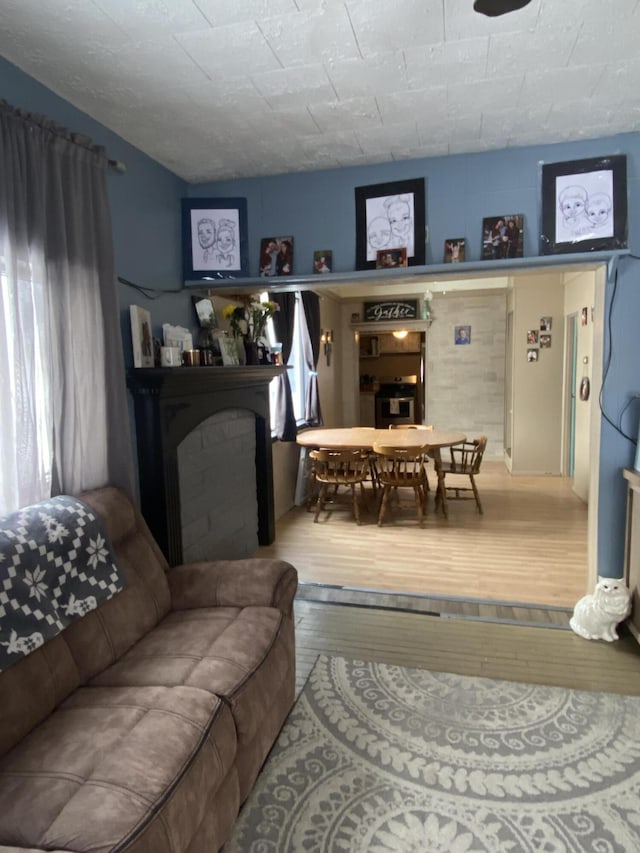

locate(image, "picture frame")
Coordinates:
181 197 249 283
454 325 471 345
527 329 538 344
527 348 539 363
444 238 465 263
313 250 332 274
540 316 552 331
376 247 408 269
482 215 524 260
540 334 551 348
192 296 216 328
219 336 240 366
260 236 293 277
130 305 154 368
355 177 426 270
540 155 627 254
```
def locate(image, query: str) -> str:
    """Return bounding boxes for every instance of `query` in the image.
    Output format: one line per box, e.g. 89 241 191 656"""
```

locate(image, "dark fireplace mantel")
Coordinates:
127 365 285 566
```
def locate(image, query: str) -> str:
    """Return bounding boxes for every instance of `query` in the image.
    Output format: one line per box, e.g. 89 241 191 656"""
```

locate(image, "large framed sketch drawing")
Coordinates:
355 178 426 270
540 155 627 254
182 197 249 282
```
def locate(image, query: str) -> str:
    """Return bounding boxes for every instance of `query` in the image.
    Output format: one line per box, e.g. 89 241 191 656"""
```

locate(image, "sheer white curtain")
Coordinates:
0 101 133 516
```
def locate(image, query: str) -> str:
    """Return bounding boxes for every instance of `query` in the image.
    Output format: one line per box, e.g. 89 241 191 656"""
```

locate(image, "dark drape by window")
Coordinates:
301 290 323 426
0 99 133 512
269 291 297 441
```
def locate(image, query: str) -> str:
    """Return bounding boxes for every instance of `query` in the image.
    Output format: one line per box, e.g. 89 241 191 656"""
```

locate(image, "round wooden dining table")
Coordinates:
296 427 467 518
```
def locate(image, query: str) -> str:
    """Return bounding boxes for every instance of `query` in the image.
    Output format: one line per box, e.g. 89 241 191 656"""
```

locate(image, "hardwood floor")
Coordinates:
294 600 640 697
258 461 588 610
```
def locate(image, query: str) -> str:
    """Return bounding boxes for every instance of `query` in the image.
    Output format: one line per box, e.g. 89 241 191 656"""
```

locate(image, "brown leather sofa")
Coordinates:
0 486 298 852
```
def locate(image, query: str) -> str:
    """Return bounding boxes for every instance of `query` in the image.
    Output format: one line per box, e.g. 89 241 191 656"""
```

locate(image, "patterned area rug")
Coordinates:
225 655 640 852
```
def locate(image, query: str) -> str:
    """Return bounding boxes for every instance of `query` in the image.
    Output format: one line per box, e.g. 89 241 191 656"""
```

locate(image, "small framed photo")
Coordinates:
355 177 426 270
540 334 551 348
313 250 332 273
260 237 293 277
527 348 539 363
540 154 627 254
219 336 240 366
181 198 248 283
482 215 524 260
193 296 216 328
130 305 154 368
540 316 552 331
527 329 538 344
454 325 471 345
376 248 408 269
444 238 466 263
581 306 588 326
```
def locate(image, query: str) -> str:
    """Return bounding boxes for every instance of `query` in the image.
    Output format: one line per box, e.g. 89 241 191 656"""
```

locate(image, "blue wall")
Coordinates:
3 54 639 579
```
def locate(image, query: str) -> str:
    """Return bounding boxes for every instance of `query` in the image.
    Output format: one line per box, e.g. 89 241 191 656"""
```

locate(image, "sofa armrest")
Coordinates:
168 558 298 615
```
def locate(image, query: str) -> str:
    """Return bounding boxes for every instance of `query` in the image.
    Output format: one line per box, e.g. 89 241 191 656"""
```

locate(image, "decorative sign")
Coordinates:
363 300 418 322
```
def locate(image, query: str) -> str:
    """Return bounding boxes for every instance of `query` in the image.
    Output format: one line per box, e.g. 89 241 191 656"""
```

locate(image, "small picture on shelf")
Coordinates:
130 305 154 368
376 248 408 269
482 215 524 260
444 238 465 263
259 237 293 277
313 250 332 273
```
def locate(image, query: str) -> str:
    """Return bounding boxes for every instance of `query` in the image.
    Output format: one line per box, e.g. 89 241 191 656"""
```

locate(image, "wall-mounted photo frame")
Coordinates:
540 316 552 332
444 238 465 263
376 248 408 269
192 296 216 328
259 236 293 277
482 215 524 260
540 155 627 254
527 348 539 363
313 250 332 274
527 329 538 344
540 334 551 348
355 177 426 270
454 325 471 345
181 197 249 283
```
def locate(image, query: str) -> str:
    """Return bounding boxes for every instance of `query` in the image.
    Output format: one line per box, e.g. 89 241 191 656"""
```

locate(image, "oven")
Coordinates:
375 375 418 428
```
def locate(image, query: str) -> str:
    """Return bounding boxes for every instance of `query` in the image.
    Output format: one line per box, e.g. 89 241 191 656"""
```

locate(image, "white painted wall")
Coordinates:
563 270 596 501
510 273 565 474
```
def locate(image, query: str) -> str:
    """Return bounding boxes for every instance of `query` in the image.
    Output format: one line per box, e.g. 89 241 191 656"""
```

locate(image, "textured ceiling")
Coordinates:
1 0 639 183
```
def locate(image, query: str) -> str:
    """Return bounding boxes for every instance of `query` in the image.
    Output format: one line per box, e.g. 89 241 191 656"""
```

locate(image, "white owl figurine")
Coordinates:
569 577 631 642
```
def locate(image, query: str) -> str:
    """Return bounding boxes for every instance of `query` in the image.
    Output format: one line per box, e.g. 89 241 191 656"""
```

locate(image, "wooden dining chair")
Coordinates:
435 436 488 514
372 443 430 527
388 424 434 489
308 448 370 524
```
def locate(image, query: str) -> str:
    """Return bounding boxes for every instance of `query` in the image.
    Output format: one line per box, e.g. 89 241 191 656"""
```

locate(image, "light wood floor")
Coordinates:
258 461 588 609
294 600 640 697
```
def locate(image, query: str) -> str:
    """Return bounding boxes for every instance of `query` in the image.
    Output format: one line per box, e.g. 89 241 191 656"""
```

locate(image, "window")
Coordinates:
263 291 312 432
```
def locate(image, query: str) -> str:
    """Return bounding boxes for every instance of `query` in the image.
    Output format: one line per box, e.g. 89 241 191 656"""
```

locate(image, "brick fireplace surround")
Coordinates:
127 365 284 566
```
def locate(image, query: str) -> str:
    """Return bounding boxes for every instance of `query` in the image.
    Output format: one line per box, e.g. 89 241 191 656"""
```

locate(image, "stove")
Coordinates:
375 375 418 428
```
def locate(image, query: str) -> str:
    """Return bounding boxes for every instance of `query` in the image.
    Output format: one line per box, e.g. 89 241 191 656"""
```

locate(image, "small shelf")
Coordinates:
188 250 629 295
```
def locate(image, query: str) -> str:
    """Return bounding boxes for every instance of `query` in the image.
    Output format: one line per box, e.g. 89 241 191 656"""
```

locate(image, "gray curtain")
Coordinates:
0 100 133 502
269 291 297 441
301 291 323 426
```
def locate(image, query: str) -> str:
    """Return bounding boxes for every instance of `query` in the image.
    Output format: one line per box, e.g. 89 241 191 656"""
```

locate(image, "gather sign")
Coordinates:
363 300 418 322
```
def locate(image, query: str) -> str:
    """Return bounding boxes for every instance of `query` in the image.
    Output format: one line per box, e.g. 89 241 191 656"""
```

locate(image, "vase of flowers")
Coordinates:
222 297 279 365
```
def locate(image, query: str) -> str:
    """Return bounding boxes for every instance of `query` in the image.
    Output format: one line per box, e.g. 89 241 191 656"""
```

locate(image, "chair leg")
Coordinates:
414 486 424 527
351 484 361 525
314 484 328 522
436 473 448 518
306 471 317 512
378 485 391 526
470 474 483 514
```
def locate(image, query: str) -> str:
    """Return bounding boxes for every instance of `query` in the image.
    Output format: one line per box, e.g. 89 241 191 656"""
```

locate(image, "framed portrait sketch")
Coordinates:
182 197 249 283
355 177 426 270
540 155 627 254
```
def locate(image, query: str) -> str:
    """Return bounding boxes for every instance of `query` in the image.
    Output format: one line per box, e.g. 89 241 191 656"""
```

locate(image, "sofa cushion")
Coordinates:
90 606 293 747
60 487 172 683
0 685 237 853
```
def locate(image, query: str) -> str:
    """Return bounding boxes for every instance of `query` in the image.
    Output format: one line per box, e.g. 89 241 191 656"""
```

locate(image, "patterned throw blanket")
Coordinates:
0 495 126 672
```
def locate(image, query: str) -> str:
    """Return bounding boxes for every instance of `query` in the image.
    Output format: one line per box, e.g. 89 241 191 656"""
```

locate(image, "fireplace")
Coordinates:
127 365 284 566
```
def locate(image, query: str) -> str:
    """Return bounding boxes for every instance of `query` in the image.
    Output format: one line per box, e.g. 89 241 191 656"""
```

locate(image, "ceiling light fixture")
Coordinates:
392 330 409 340
473 0 532 17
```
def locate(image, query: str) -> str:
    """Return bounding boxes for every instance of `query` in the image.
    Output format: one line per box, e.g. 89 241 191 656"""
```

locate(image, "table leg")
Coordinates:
432 448 448 518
